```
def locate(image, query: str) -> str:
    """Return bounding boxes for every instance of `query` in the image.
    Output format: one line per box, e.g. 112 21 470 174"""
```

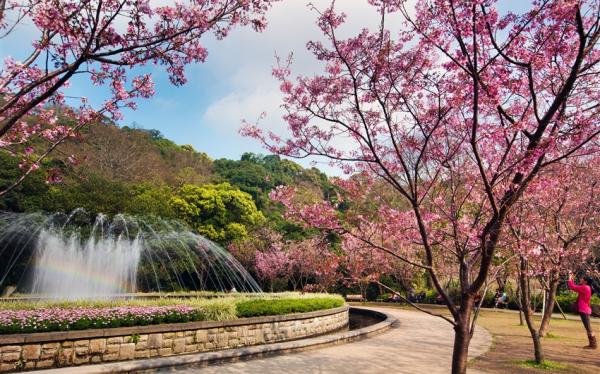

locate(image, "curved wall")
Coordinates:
0 306 349 372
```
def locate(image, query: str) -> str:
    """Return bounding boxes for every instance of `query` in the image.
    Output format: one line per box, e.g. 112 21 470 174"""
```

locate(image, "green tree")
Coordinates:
35 174 132 215
0 153 49 212
125 184 176 218
170 183 265 243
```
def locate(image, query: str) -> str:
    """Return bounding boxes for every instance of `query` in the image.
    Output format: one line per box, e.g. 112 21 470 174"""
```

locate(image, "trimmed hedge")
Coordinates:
236 297 345 318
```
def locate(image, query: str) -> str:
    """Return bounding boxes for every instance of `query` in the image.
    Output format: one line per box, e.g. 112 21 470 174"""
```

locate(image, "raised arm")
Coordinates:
568 279 587 294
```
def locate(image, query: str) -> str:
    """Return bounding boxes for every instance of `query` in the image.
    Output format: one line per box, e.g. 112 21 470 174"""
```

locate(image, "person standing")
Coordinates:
568 274 597 349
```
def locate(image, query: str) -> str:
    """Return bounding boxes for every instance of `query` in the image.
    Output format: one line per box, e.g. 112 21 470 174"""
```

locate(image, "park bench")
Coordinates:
345 294 364 302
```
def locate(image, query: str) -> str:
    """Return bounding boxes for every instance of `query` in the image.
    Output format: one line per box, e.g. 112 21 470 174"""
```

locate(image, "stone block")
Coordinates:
74 340 89 347
216 334 228 348
57 348 74 366
41 350 57 360
102 353 119 362
134 350 149 359
163 333 175 339
162 339 173 348
119 343 135 360
36 360 54 369
0 346 20 354
106 344 120 354
24 362 36 370
185 345 197 353
0 363 16 373
89 339 106 354
106 337 123 344
135 341 147 350
74 346 89 356
147 334 163 349
61 341 74 348
172 338 185 354
90 356 102 363
1 352 20 362
158 348 172 356
42 343 60 350
73 355 90 365
196 330 208 343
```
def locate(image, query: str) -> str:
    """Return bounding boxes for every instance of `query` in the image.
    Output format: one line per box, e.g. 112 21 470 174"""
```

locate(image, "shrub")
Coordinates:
555 293 600 314
236 296 344 318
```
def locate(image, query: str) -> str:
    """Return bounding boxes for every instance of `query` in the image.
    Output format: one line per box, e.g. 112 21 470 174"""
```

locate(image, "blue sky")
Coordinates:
0 1 530 175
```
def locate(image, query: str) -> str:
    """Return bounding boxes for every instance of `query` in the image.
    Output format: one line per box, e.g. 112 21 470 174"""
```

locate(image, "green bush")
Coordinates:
236 297 344 318
555 293 600 313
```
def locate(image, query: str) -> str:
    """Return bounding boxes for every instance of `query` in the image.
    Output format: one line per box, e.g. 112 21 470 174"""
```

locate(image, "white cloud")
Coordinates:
202 83 285 136
198 0 413 174
201 0 412 169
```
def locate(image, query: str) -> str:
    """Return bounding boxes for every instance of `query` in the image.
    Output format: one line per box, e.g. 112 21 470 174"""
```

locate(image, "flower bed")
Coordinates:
0 306 204 334
0 293 345 335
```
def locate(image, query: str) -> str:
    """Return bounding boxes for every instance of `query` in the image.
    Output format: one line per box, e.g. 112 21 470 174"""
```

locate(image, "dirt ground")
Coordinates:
471 309 600 373
359 303 600 373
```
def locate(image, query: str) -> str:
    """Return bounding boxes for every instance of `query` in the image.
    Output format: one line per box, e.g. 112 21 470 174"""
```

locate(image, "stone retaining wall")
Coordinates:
0 306 348 372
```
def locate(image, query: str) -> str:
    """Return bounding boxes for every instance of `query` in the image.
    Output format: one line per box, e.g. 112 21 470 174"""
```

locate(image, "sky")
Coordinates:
0 1 531 175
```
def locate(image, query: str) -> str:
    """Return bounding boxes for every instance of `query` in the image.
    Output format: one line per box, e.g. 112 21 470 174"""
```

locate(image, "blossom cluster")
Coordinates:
0 305 204 334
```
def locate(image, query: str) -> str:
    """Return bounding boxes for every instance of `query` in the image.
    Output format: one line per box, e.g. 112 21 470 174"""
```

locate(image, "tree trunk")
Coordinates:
531 331 544 364
519 257 545 364
516 280 525 326
539 276 559 337
451 294 474 374
519 309 524 326
452 324 471 374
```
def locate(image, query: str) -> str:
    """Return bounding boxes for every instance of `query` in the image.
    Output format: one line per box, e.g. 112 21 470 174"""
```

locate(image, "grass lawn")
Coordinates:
358 302 599 374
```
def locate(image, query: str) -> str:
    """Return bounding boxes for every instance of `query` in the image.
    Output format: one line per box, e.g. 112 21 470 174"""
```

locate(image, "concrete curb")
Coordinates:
30 307 396 374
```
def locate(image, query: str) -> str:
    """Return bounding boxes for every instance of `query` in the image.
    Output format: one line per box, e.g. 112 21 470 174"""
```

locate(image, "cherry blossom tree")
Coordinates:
253 234 341 292
0 0 276 194
506 159 600 363
254 241 290 291
245 1 600 372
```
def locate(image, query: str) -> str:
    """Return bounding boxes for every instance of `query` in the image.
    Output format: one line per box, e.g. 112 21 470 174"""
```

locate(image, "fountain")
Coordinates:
0 210 261 299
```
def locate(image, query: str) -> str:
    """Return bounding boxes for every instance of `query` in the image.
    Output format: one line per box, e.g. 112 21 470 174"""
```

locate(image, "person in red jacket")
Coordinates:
568 273 597 349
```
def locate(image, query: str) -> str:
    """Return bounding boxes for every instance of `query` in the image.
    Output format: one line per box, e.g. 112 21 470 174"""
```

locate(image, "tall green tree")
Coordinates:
170 183 265 244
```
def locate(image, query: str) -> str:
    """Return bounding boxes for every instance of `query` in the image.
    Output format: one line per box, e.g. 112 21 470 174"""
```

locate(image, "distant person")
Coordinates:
494 289 508 309
568 273 597 349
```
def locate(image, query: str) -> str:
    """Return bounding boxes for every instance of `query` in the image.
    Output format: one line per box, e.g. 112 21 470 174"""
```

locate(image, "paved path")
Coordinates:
159 307 492 374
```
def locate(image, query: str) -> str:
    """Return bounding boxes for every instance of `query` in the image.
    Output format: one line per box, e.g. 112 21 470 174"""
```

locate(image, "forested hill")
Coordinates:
0 123 333 244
